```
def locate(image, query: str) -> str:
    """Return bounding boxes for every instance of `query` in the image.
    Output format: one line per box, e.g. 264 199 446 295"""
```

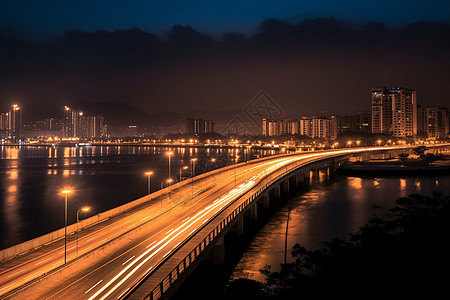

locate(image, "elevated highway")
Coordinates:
1 144 448 300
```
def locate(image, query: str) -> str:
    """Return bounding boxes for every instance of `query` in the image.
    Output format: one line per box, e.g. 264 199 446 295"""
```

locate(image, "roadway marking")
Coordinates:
0 283 15 292
140 216 149 221
51 261 63 267
24 271 41 281
59 246 76 254
121 256 135 266
146 241 156 248
89 182 254 300
85 280 103 294
7 268 26 277
35 257 51 265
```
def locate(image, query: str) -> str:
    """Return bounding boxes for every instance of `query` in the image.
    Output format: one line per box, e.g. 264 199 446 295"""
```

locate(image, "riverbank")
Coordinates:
337 156 450 175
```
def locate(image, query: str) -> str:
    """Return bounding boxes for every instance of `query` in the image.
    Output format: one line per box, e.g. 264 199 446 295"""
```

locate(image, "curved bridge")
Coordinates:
1 145 448 300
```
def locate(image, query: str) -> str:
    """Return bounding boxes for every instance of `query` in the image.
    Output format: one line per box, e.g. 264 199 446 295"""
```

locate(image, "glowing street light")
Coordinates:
145 171 153 195
179 166 188 182
234 155 239 186
191 158 197 177
61 188 72 264
76 206 90 258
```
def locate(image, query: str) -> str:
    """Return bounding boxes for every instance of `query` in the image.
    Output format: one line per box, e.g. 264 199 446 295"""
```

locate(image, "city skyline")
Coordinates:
1 2 450 115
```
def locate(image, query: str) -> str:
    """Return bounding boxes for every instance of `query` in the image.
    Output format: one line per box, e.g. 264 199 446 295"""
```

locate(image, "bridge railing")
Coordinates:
142 151 353 300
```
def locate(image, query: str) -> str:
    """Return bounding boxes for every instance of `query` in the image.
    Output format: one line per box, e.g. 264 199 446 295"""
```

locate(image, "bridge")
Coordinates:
0 144 448 300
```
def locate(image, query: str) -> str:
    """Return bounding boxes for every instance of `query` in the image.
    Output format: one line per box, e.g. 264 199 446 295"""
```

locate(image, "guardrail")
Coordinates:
0 147 313 262
141 144 450 299
141 151 349 300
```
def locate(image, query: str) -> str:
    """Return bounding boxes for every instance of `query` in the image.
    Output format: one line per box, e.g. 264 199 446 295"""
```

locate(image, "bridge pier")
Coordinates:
296 172 304 185
283 179 290 194
273 184 281 198
213 236 225 264
262 192 270 209
250 202 258 220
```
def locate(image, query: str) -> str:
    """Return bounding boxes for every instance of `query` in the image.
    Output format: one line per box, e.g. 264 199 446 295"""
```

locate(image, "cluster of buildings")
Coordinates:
263 86 449 140
62 106 107 139
0 104 107 142
186 118 215 135
262 113 370 140
0 104 23 141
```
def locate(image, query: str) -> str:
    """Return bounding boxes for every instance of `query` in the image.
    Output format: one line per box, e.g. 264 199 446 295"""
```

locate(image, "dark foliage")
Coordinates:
225 192 450 299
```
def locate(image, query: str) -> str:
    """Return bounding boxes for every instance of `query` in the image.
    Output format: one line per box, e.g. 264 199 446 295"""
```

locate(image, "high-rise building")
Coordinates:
9 104 23 139
311 117 330 138
418 106 449 138
0 112 9 131
371 87 417 137
391 87 417 137
62 106 73 138
299 117 312 137
186 118 215 134
62 106 106 139
371 87 392 134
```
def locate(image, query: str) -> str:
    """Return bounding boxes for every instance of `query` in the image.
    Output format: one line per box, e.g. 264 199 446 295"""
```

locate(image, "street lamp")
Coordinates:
179 166 188 182
191 158 197 177
145 171 153 195
235 155 239 186
166 151 173 180
76 206 90 258
61 188 72 264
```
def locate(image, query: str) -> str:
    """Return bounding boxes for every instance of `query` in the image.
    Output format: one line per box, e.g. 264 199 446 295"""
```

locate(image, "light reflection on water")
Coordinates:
0 145 279 249
231 170 450 283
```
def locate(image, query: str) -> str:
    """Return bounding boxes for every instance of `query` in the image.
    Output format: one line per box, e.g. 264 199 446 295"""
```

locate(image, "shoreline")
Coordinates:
337 158 450 175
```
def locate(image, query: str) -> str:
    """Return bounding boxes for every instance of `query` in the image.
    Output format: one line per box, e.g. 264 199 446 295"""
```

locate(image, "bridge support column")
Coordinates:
262 192 270 208
296 172 304 185
250 202 258 220
213 236 225 264
273 184 281 198
283 179 290 194
237 215 244 236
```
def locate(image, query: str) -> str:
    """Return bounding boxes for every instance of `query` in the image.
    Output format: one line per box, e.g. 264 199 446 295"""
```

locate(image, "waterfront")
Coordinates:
0 145 277 250
229 170 450 283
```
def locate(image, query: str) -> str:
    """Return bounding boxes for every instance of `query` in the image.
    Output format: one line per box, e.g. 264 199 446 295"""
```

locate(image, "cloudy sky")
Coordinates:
0 0 449 119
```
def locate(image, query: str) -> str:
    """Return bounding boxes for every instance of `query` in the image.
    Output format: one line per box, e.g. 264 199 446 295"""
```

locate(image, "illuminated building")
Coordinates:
9 104 23 140
371 87 392 134
62 106 106 139
186 118 215 134
418 106 449 138
371 86 417 137
62 106 73 138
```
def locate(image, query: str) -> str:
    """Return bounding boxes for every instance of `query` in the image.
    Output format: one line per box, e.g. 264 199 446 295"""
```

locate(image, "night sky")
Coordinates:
1 0 449 121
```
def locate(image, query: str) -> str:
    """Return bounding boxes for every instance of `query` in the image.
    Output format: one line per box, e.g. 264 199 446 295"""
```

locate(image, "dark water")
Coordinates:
0 145 278 250
230 170 450 282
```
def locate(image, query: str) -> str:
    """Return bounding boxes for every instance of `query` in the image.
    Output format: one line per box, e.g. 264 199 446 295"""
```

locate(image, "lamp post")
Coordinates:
235 155 239 187
191 158 197 195
179 166 188 182
145 171 153 195
61 189 72 264
161 178 173 208
166 151 173 182
76 206 90 258
191 158 197 177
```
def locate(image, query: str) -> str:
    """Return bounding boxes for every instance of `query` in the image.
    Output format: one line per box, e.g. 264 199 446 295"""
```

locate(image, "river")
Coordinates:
0 145 276 250
229 169 450 283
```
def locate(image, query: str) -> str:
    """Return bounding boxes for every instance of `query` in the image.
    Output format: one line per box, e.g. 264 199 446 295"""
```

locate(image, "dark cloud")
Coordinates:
0 17 449 118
